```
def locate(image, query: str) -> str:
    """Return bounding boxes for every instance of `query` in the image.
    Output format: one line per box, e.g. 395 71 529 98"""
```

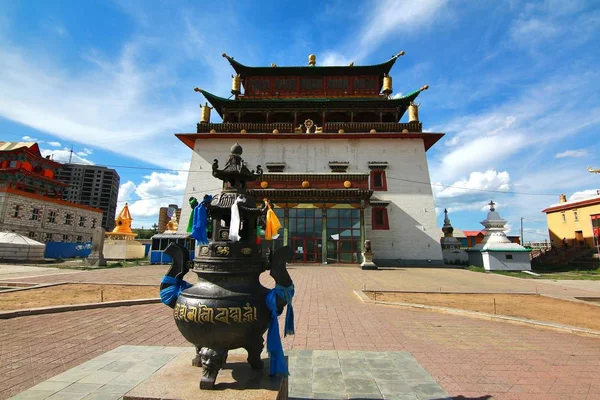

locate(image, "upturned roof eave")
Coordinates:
223 53 401 78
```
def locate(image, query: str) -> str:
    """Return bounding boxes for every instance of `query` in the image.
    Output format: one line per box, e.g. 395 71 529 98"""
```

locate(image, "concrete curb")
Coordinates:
0 281 159 293
0 298 161 319
0 282 67 293
354 290 600 338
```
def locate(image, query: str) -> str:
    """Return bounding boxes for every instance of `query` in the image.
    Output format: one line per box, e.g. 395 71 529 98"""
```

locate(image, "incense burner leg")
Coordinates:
199 347 228 390
245 336 264 370
192 345 202 367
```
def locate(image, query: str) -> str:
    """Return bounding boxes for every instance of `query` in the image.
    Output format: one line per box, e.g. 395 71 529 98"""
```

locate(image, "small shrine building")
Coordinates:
177 52 444 265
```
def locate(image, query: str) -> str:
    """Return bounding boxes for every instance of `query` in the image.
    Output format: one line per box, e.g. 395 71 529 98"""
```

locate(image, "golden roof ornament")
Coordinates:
382 73 393 97
408 101 421 123
200 102 213 123
231 74 241 95
308 54 316 66
588 166 600 173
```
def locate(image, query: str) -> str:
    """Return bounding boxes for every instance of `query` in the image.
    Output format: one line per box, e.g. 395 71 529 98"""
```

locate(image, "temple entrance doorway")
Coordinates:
326 208 361 264
289 208 322 263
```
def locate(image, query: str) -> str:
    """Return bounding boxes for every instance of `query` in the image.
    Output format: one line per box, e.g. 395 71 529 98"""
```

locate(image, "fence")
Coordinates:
44 242 92 259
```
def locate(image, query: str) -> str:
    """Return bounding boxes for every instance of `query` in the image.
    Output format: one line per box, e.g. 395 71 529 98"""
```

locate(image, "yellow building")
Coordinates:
542 193 600 248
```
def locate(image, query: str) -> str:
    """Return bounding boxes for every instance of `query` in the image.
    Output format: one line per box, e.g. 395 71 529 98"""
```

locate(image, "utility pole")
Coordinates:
520 217 524 246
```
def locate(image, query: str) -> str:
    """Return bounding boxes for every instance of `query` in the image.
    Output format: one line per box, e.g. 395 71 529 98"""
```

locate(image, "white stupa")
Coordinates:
467 201 531 271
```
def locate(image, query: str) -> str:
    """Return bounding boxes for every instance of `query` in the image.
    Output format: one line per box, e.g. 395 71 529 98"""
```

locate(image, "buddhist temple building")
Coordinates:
176 52 444 265
0 141 102 244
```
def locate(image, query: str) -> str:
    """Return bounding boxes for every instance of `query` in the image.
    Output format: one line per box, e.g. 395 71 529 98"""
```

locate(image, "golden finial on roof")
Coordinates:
395 51 406 58
271 63 277 67
194 87 202 93
588 166 600 173
348 62 354 66
308 54 316 66
222 53 232 60
382 73 393 96
111 203 135 235
420 84 429 91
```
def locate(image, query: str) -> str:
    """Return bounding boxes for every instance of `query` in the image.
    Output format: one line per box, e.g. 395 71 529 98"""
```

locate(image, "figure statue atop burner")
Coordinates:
160 143 293 390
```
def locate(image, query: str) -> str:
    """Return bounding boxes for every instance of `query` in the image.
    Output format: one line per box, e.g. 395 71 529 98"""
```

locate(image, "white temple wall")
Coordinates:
179 137 443 265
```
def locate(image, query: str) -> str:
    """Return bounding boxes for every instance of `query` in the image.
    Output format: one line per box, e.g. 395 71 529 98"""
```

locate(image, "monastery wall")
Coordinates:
0 191 102 243
179 137 443 265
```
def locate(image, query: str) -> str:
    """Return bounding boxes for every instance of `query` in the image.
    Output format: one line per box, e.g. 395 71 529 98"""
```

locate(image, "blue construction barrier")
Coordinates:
44 242 92 259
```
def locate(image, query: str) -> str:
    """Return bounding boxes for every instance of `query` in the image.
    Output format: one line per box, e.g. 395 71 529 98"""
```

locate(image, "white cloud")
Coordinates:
354 0 448 60
21 135 38 142
123 169 190 219
320 52 351 67
47 141 61 147
40 147 94 165
435 170 510 199
568 189 600 202
0 7 239 169
321 0 449 62
555 149 589 158
117 181 136 204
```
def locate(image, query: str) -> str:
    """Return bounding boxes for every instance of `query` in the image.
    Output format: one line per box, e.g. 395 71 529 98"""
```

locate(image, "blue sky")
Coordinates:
1 0 599 241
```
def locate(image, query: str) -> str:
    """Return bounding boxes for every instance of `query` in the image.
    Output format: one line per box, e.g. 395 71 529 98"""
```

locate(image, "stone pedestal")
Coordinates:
85 227 107 266
103 239 145 260
361 251 377 270
124 351 287 400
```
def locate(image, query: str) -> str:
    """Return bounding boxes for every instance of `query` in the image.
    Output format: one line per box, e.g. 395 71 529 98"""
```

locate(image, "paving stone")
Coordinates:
410 383 449 400
338 351 364 359
375 380 414 396
60 384 103 394
313 357 340 368
344 378 381 394
28 381 71 393
312 392 342 399
347 394 384 399
366 359 396 371
98 361 137 373
90 384 134 395
77 372 120 385
45 392 87 400
80 394 121 400
48 370 94 384
10 390 56 400
382 395 418 400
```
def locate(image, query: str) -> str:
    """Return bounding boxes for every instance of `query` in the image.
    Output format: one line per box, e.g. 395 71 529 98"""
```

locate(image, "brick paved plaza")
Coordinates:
1 265 600 399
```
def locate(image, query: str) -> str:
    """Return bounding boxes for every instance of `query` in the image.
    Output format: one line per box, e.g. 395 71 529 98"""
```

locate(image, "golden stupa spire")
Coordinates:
111 203 135 235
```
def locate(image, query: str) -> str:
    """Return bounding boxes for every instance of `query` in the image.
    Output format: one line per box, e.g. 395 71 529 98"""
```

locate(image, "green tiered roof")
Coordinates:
222 52 403 80
198 88 426 122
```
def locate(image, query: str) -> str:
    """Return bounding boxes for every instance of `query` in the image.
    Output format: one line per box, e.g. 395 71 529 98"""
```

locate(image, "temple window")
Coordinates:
47 211 56 223
62 234 70 242
561 212 566 223
370 170 387 191
372 208 389 230
76 235 83 243
79 216 86 227
65 213 72 225
31 208 40 221
13 205 20 218
9 160 17 168
91 218 97 228
573 210 579 222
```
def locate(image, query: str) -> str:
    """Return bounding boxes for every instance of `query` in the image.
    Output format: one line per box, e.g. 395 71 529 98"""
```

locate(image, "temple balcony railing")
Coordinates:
196 121 422 133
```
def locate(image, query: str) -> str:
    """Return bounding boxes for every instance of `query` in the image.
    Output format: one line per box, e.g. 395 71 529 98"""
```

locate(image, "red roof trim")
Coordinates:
542 197 600 213
175 132 444 152
1 146 64 168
